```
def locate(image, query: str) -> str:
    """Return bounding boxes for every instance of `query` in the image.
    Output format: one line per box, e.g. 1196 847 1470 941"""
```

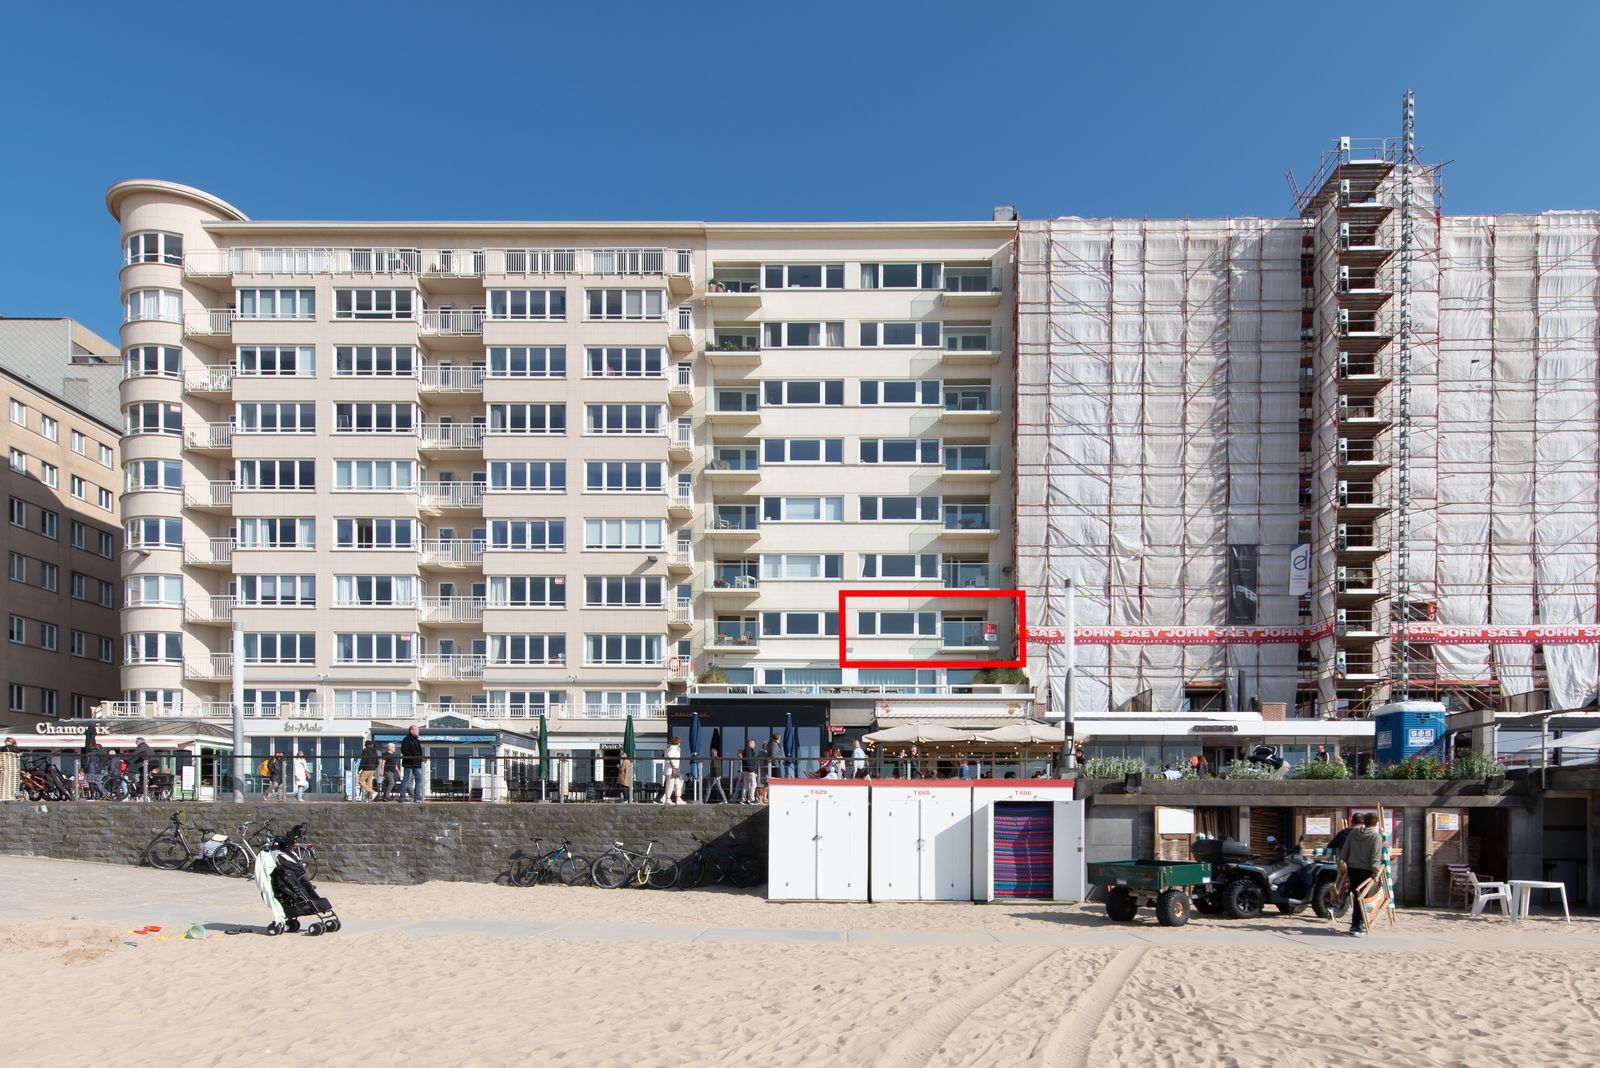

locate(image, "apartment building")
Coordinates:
106 180 1023 781
0 318 123 729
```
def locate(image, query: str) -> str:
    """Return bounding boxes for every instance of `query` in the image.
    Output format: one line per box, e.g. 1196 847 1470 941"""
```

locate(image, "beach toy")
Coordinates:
185 925 208 940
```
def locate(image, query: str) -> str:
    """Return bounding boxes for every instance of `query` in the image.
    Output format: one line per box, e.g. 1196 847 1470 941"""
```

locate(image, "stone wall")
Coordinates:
0 800 768 886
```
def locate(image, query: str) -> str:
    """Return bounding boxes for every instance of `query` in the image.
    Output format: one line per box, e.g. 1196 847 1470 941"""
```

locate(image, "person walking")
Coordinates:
851 738 867 778
132 737 157 801
356 740 380 801
378 743 401 801
399 725 426 803
1338 812 1386 937
292 752 310 801
705 747 729 803
740 739 759 804
618 753 634 803
265 751 287 802
660 735 683 804
769 732 786 780
84 743 108 797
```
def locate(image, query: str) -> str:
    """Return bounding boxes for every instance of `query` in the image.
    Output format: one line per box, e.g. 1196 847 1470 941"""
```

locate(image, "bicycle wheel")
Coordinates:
295 846 319 882
556 856 588 886
729 855 763 888
676 854 707 890
144 836 190 870
510 855 540 888
105 777 129 802
644 857 679 890
211 842 250 879
592 853 630 889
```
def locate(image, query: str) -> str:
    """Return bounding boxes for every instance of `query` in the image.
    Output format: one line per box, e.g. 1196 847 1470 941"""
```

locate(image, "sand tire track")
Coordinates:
1040 944 1149 1067
877 947 1057 1068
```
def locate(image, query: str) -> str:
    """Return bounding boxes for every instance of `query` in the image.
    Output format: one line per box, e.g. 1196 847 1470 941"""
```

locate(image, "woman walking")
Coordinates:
292 751 310 801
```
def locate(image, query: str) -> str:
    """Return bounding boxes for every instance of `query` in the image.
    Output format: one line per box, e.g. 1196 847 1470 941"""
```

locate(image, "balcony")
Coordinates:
94 701 191 719
943 446 1000 481
941 267 1002 307
942 564 994 589
418 539 486 569
943 511 997 538
666 249 695 299
418 364 486 392
184 422 234 452
706 336 761 363
940 622 1000 651
706 454 760 481
941 330 1000 364
183 365 233 394
418 308 485 335
668 364 695 407
668 423 694 461
479 700 569 721
184 654 235 681
1335 483 1387 519
421 597 487 625
709 393 760 425
668 545 694 574
183 310 235 338
667 306 695 355
579 701 668 720
422 249 487 281
419 654 486 680
707 514 760 539
668 484 695 518
667 602 694 628
192 700 327 720
709 573 760 597
707 624 761 652
184 481 234 511
417 480 485 512
704 272 762 306
418 422 486 452
941 388 999 424
183 538 235 568
184 596 236 625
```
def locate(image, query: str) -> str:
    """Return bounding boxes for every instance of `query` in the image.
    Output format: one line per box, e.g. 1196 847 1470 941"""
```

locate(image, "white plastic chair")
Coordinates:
1468 870 1512 916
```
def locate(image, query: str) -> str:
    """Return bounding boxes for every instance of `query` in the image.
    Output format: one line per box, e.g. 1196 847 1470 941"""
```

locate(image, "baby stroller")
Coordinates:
254 822 340 936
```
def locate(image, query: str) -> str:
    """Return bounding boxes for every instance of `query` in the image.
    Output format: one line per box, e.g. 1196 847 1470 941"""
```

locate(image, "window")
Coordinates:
8 399 24 425
583 634 663 666
127 516 184 549
761 380 844 407
39 562 57 590
488 346 566 378
8 615 22 643
335 518 417 550
69 474 86 499
237 289 314 320
38 415 57 442
70 521 88 548
860 438 942 464
760 554 843 580
70 572 87 600
71 630 85 657
488 519 564 551
583 691 663 718
857 612 938 636
239 517 314 549
585 576 665 608
243 633 316 664
763 263 844 290
761 439 843 465
861 380 941 405
334 575 416 607
125 632 183 663
488 634 566 666
70 430 85 454
335 403 417 433
124 289 181 322
7 553 23 581
39 689 57 718
761 322 842 348
236 459 315 490
98 637 114 662
126 575 183 606
8 497 23 526
861 553 940 579
760 496 844 522
39 462 57 489
335 460 416 491
126 231 183 265
97 579 115 608
584 289 665 321
944 324 997 352
97 443 113 468
237 575 316 606
335 345 417 376
34 623 54 654
334 289 415 320
123 346 181 378
7 684 21 712
123 399 181 434
488 289 567 320
237 345 315 376
97 531 114 558
860 263 943 290
97 487 113 510
488 576 565 608
38 509 57 540
10 448 27 474
583 518 665 551
124 460 182 492
860 321 942 347
236 402 315 433
585 404 664 435
585 347 665 378
335 633 416 664
760 612 839 637
584 461 665 492
488 691 564 716
488 461 566 493
488 403 566 434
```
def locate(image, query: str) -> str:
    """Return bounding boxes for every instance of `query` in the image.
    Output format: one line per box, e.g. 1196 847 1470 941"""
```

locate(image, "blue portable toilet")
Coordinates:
1372 700 1448 764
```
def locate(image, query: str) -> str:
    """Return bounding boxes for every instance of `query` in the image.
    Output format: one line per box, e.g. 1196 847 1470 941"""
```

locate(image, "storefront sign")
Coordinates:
34 723 86 735
1304 816 1333 836
1190 724 1239 733
1433 812 1460 832
283 722 324 733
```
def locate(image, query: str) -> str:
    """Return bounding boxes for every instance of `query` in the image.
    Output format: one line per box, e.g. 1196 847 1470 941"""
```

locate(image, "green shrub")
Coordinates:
971 667 1030 686
1367 754 1448 780
1080 756 1147 779
1223 759 1275 780
1447 750 1506 780
1291 760 1352 780
696 665 730 684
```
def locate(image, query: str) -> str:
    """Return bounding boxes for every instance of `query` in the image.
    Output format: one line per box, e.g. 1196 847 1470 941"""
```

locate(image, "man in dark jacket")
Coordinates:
132 738 157 801
356 740 380 801
1338 813 1386 936
400 725 426 803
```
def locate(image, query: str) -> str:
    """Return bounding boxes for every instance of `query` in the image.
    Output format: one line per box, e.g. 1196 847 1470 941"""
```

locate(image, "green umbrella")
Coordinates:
623 714 636 759
537 713 550 776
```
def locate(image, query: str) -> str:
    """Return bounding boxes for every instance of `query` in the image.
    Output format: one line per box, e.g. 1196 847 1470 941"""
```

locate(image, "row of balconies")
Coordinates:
171 539 702 570
173 306 698 348
181 247 694 289
165 595 697 627
93 698 671 722
176 421 699 454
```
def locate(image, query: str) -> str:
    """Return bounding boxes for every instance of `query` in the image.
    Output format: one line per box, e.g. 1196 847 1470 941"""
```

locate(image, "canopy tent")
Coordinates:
863 724 978 745
975 722 1064 746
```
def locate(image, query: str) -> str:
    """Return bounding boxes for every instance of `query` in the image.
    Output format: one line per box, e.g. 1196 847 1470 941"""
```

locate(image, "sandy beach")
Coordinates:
2 855 1597 1067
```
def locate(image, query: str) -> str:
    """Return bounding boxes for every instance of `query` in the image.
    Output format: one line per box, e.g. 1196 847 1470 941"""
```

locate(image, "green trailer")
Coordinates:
1086 859 1214 926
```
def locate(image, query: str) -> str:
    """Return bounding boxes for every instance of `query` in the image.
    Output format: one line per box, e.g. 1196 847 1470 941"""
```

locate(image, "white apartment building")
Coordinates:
106 180 1024 782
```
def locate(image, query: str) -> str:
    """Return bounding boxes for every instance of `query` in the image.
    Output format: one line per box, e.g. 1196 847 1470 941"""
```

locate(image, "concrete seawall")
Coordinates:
0 800 768 885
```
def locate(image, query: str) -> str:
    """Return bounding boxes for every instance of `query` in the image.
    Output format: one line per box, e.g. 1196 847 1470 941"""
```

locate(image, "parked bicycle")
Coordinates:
20 758 73 801
509 837 589 888
676 834 762 890
591 840 677 890
209 819 271 879
143 812 227 871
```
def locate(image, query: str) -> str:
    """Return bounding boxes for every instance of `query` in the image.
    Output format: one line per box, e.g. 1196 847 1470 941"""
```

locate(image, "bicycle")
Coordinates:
509 837 588 888
213 820 320 881
143 812 227 870
20 758 73 801
591 840 678 890
676 834 762 890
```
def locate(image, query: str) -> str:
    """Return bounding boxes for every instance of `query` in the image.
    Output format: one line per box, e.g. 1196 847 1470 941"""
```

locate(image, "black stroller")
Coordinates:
253 822 341 936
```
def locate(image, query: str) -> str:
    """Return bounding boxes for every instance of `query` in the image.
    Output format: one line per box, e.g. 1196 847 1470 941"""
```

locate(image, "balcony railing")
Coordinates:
184 423 234 450
689 682 1029 698
668 602 693 625
94 701 189 719
418 654 486 680
418 539 486 566
185 596 236 623
672 305 693 333
418 422 486 449
419 364 487 391
188 247 685 279
711 572 759 590
944 446 999 473
710 625 760 647
669 545 693 568
421 596 487 623
184 481 235 509
941 623 999 648
943 266 1001 294
944 389 996 413
418 309 485 335
670 424 694 450
945 511 994 531
184 366 234 392
424 250 487 277
184 654 236 680
484 702 570 719
418 480 485 509
196 701 328 720
943 329 998 353
671 485 693 509
183 538 236 566
671 363 694 391
943 566 993 589
709 514 759 532
581 702 667 720
183 310 235 335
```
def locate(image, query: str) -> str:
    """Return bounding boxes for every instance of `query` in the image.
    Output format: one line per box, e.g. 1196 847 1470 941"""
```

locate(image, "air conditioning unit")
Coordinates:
1337 351 1351 377
1337 480 1350 505
1337 309 1351 336
1337 523 1350 549
1336 565 1350 591
1338 266 1351 292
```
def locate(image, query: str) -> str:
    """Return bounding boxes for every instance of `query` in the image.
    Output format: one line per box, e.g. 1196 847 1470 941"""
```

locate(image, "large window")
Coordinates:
237 289 314 320
861 496 941 521
127 516 184 549
125 575 183 607
761 439 842 465
237 459 315 490
583 634 663 666
237 345 315 376
239 517 315 549
334 289 415 321
124 402 182 436
125 231 183 266
237 575 316 606
760 612 839 637
488 346 566 378
335 518 417 550
584 691 663 718
860 321 942 347
583 518 664 551
487 289 567 320
860 263 943 290
860 438 942 464
760 496 843 522
584 576 665 608
762 380 843 406
488 691 565 716
761 321 842 348
763 263 844 289
760 554 843 580
584 461 665 492
857 612 938 636
861 380 941 405
586 347 665 378
860 553 939 579
335 345 417 377
335 633 416 664
335 575 416 607
488 461 566 493
243 633 316 664
488 634 566 666
236 402 315 433
335 403 417 433
125 632 183 664
124 459 182 492
489 519 565 551
488 403 566 434
124 345 181 378
124 289 181 322
488 576 565 608
584 289 665 321
585 404 665 435
335 460 416 491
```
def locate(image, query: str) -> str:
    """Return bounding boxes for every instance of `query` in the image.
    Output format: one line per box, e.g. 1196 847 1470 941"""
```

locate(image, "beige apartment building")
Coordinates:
0 319 123 729
105 180 1024 783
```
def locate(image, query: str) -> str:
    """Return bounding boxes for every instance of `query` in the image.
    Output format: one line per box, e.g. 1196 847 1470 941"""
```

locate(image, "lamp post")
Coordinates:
231 620 245 802
1061 575 1077 772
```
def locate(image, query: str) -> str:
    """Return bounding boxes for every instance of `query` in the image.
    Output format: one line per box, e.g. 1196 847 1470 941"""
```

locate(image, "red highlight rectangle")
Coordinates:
838 588 1026 669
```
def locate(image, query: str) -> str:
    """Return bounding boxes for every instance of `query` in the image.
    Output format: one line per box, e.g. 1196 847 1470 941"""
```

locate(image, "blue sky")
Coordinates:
3 1 1596 342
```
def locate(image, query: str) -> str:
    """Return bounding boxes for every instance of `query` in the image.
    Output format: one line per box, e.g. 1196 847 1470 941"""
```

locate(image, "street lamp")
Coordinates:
1060 576 1077 772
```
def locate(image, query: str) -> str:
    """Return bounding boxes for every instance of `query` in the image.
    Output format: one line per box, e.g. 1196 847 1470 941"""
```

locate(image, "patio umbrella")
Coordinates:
977 722 1064 746
782 711 797 775
82 721 97 753
864 723 977 745
623 714 636 759
537 713 550 799
688 712 702 800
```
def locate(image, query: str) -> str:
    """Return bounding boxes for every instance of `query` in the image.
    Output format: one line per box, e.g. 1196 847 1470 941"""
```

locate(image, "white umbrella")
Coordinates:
976 722 1064 746
864 724 977 744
